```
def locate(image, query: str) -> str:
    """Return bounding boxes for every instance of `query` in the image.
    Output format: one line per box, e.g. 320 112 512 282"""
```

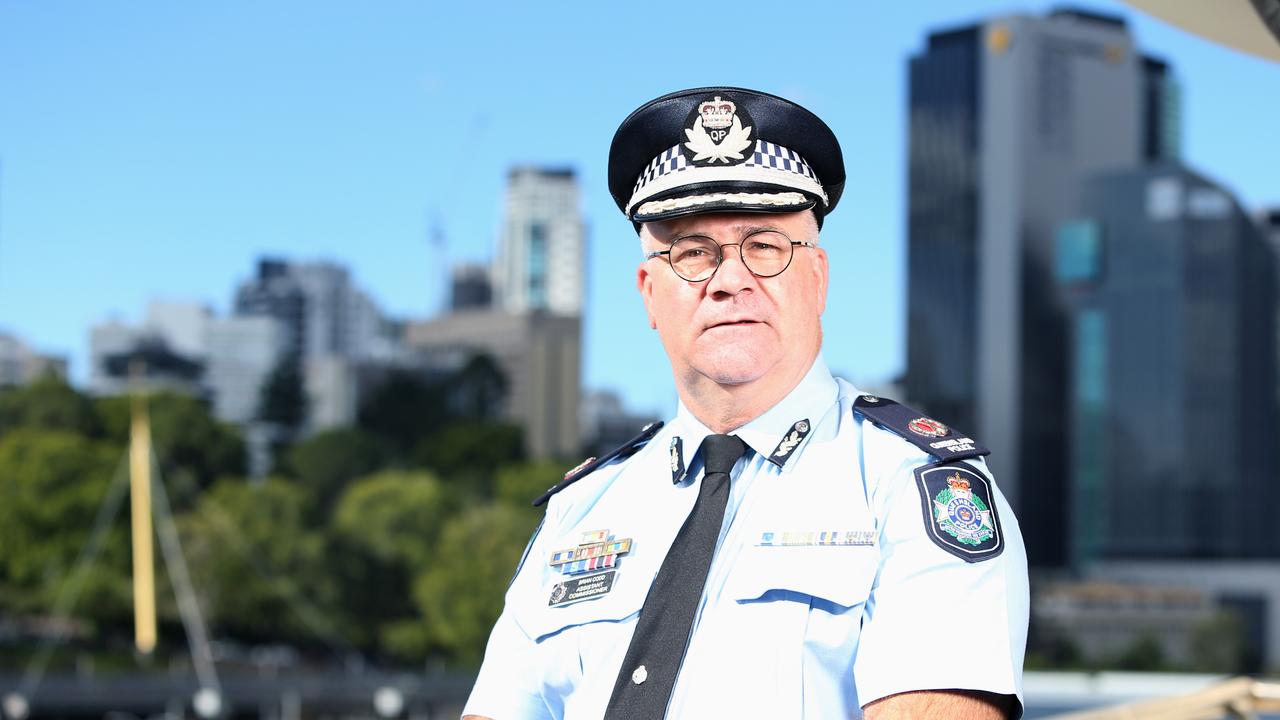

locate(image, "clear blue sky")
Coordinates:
1 1 1276 418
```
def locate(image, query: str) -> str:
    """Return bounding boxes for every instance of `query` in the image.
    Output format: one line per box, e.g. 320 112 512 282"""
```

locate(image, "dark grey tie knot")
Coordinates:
701 434 747 477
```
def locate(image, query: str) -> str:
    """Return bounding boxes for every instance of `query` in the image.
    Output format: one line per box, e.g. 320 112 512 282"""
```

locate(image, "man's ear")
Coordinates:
637 263 658 329
812 246 830 316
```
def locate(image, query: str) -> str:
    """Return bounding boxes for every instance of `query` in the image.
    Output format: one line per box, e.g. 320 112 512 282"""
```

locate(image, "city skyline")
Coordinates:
1 1 1276 418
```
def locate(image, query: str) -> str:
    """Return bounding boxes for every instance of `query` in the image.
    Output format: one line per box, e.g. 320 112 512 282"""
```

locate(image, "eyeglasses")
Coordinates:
645 230 817 283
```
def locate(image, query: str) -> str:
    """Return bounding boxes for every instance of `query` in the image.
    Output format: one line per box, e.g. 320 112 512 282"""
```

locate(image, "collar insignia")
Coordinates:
768 418 811 467
670 436 685 483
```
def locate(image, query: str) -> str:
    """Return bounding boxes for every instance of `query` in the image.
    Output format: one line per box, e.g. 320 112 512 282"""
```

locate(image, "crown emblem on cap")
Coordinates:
698 97 736 130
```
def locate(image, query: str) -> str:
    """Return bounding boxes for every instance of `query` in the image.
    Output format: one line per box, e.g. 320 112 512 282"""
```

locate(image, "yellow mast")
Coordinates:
129 361 157 655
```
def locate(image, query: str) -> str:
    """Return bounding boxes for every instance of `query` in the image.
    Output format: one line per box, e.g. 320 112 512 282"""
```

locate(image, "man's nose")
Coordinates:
706 243 754 295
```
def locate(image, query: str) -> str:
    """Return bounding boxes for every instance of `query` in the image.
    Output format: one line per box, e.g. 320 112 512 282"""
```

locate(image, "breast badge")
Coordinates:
547 529 634 607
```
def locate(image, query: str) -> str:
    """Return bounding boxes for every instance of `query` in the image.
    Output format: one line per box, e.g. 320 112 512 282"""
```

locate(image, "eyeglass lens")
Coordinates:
668 231 794 282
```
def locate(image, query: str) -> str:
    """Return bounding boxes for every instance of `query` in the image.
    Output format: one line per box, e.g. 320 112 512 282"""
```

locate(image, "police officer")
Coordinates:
463 87 1028 719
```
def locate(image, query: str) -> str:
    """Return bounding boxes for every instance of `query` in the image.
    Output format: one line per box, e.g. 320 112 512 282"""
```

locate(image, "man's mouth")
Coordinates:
707 319 761 330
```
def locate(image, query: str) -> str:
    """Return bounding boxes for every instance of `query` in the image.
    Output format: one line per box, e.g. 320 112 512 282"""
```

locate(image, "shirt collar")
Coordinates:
668 356 839 482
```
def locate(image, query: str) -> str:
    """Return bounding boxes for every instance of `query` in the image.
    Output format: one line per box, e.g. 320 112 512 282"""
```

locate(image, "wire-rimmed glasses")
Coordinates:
645 230 816 282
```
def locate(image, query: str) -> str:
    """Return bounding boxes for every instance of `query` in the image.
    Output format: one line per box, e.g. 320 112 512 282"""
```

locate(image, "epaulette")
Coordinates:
532 421 664 507
852 394 989 463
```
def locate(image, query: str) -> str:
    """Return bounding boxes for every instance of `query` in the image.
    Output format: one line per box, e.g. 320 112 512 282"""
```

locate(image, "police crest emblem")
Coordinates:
682 94 755 166
914 462 1004 562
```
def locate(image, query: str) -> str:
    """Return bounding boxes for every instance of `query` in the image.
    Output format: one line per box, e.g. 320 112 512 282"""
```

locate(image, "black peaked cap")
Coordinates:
608 87 845 224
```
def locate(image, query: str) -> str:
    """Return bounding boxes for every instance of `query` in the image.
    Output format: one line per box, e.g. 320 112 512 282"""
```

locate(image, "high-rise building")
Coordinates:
450 263 493 311
234 259 308 356
404 309 581 459
235 258 393 362
233 258 397 430
144 300 212 359
0 332 67 387
1062 165 1277 562
904 9 1177 567
493 167 585 316
205 315 289 424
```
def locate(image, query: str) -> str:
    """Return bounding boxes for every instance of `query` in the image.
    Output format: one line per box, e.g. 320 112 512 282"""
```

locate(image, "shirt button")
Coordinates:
632 665 647 684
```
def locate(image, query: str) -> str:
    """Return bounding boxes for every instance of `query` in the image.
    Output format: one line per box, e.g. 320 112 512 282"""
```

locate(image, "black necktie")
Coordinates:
604 433 749 719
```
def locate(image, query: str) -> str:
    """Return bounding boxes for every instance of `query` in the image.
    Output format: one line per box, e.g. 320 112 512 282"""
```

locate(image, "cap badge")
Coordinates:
683 95 754 166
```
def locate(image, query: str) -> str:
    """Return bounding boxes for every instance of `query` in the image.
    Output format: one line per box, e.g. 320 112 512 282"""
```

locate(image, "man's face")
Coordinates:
637 210 829 392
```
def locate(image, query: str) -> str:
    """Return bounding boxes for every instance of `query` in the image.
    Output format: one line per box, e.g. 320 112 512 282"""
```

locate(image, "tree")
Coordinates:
280 428 389 521
0 429 131 624
328 470 455 656
1189 611 1248 673
412 502 541 665
1112 633 1166 671
95 392 245 506
357 370 449 457
177 478 338 647
257 353 308 435
413 420 524 492
448 353 507 420
494 459 572 509
0 375 99 438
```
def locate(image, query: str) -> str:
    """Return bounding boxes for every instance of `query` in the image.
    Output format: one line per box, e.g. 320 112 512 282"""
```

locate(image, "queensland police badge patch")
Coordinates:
914 462 1004 562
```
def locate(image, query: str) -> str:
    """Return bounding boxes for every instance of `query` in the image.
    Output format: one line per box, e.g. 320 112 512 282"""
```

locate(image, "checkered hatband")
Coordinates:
626 140 827 219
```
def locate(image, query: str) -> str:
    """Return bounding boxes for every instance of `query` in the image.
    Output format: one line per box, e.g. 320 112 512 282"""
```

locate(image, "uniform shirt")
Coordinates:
464 357 1028 719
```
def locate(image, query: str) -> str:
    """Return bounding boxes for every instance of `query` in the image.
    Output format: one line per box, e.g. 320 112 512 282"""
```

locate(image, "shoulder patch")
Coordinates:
853 395 988 462
532 421 664 507
915 461 1004 563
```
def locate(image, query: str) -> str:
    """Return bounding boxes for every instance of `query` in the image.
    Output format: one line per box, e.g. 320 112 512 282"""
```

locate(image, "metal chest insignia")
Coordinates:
546 529 634 607
914 462 1004 563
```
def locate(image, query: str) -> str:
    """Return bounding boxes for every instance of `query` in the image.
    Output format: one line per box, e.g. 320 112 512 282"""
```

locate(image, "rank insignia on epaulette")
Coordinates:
914 462 1004 563
768 418 811 466
852 395 989 462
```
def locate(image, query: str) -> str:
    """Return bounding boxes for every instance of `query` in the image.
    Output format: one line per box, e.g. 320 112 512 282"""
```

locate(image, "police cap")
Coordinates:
608 87 845 226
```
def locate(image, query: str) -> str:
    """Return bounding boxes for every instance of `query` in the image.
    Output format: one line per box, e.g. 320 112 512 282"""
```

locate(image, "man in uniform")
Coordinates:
463 87 1028 719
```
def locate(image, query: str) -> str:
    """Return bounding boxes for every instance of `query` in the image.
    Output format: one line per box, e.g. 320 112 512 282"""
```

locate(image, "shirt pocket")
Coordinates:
729 546 878 612
515 568 655 642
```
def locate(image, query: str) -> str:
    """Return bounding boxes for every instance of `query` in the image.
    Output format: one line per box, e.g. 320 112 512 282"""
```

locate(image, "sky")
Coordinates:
0 1 1276 419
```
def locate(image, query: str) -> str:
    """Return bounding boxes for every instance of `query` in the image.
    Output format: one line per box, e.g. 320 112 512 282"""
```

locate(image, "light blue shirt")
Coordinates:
464 357 1028 718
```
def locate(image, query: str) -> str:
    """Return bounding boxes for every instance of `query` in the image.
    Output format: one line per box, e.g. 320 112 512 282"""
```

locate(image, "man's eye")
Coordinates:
749 241 784 254
675 246 712 261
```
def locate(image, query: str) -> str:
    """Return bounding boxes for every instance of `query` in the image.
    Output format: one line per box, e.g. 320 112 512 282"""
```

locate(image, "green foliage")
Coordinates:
1112 633 1167 672
1189 611 1247 673
0 430 131 621
413 421 524 492
257 354 308 433
178 478 338 645
494 460 572 508
412 502 541 666
358 371 449 456
0 375 99 438
327 470 455 655
281 428 389 521
449 354 507 420
95 393 245 506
